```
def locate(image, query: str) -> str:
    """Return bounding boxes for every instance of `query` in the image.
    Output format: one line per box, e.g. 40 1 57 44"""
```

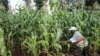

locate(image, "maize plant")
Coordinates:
0 28 7 56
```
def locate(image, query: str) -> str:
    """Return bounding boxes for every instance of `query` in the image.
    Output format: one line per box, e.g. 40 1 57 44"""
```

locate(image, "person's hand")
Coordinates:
67 39 71 43
57 41 63 44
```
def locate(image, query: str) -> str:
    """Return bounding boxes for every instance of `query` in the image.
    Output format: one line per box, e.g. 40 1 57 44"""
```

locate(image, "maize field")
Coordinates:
0 1 100 56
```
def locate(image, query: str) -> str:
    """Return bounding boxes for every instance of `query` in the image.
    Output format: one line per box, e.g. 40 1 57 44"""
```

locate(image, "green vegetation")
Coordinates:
0 2 100 56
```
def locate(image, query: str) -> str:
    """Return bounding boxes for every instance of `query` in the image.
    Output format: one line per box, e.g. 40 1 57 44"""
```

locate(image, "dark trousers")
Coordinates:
69 44 81 56
70 46 82 56
70 45 91 56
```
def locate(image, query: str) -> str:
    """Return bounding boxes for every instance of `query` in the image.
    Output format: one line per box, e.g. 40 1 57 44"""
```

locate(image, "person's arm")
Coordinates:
57 40 70 44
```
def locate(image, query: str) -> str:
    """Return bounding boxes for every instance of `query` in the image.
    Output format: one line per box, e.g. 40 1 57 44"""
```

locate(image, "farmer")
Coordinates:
67 27 88 56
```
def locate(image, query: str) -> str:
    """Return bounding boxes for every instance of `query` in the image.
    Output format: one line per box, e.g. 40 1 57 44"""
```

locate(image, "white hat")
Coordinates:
69 27 77 30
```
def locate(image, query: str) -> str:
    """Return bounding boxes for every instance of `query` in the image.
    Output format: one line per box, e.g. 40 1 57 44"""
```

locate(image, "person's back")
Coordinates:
70 31 88 48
